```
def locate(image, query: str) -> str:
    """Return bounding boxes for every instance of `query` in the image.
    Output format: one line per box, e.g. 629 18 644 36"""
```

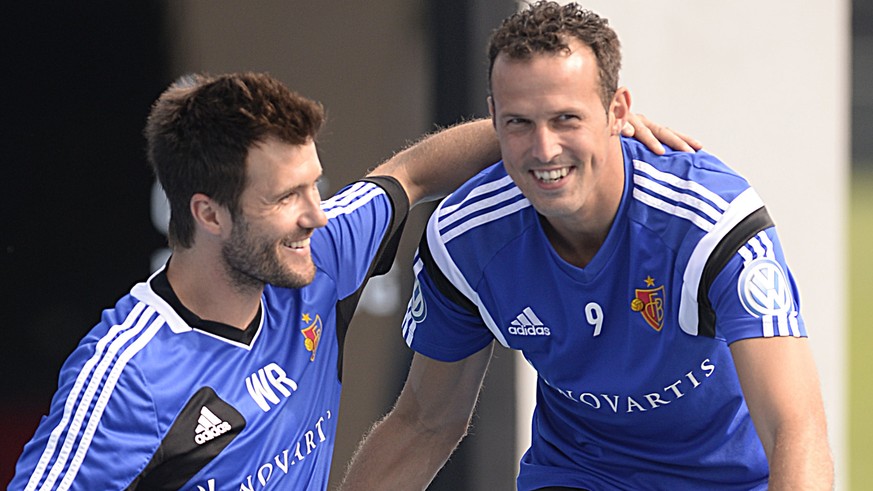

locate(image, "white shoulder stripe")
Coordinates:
441 197 530 244
789 313 800 337
426 217 510 348
323 185 384 220
632 174 723 222
25 301 148 491
57 316 165 491
321 181 369 210
632 188 715 232
633 160 730 210
678 188 764 336
747 234 767 259
738 231 775 264
738 245 755 263
26 304 163 491
766 311 801 338
438 186 521 230
762 315 775 338
756 231 774 257
439 175 516 217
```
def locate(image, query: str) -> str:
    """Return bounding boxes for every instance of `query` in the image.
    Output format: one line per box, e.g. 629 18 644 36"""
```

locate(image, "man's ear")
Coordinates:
487 96 497 129
609 87 632 136
190 193 229 237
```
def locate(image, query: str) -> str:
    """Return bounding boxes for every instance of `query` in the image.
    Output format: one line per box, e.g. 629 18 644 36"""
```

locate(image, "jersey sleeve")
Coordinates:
707 226 806 343
9 337 160 490
401 227 495 362
312 176 409 299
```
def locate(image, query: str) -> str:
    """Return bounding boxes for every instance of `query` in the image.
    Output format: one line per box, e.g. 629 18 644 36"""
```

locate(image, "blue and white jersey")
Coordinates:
403 138 805 490
11 177 407 491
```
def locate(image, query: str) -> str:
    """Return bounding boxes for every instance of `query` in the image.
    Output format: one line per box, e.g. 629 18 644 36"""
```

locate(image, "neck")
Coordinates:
165 248 263 330
543 141 625 268
541 217 611 268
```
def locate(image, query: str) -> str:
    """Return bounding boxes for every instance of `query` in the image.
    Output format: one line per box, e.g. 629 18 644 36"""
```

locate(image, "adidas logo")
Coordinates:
194 406 232 445
508 307 551 336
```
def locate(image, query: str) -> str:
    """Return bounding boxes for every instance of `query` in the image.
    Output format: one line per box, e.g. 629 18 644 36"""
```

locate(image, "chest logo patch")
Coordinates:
631 275 666 331
195 405 233 445
301 313 323 361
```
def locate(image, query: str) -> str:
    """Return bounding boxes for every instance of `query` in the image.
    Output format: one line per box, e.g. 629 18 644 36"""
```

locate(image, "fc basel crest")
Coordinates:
630 276 666 332
301 313 323 361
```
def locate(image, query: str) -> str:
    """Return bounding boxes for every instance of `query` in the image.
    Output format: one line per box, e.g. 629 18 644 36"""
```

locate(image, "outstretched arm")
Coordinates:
731 337 833 490
369 113 700 208
339 344 494 490
367 119 500 208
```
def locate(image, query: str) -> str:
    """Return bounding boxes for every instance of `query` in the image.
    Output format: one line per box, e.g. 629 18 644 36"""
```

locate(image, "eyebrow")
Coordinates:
275 173 323 200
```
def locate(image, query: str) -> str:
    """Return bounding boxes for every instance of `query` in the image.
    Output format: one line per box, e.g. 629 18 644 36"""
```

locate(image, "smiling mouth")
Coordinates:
532 167 570 184
283 237 311 249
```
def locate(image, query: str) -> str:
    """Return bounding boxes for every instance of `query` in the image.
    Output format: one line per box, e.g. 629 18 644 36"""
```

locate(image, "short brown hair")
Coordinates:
487 1 621 110
144 72 325 248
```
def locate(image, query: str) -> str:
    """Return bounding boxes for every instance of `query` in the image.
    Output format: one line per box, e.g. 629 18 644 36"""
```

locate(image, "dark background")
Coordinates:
1 3 170 482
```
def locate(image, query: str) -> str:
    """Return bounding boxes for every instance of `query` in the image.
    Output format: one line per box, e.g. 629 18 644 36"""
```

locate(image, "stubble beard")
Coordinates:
221 216 316 293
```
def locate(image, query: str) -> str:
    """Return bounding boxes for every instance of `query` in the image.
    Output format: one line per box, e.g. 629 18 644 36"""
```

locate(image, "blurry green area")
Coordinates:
850 171 873 489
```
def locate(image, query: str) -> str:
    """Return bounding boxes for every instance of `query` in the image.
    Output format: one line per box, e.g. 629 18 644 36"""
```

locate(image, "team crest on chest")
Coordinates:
300 313 323 361
630 275 666 332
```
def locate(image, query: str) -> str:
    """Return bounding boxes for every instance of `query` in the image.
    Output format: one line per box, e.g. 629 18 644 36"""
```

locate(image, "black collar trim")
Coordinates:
149 269 261 346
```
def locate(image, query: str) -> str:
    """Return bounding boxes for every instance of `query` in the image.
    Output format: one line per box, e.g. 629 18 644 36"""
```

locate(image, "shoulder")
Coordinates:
622 138 761 242
425 163 536 268
622 140 780 338
321 178 404 219
623 137 751 203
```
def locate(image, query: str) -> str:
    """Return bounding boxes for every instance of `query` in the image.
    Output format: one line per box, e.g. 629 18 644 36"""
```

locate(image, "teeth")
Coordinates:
285 237 310 249
533 168 569 183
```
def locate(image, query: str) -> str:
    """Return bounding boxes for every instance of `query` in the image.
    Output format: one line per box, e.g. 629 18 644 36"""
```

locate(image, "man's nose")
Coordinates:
530 126 561 164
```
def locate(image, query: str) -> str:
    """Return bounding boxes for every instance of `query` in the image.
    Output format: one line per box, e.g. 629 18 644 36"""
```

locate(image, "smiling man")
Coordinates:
9 70 693 490
7 72 504 491
340 3 833 490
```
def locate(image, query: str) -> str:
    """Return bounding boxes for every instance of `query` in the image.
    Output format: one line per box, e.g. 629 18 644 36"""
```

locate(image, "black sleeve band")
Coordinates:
335 176 410 382
360 175 410 276
697 206 775 338
417 228 479 315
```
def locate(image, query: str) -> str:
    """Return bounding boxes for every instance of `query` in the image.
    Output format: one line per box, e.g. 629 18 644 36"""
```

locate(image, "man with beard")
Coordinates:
9 72 693 490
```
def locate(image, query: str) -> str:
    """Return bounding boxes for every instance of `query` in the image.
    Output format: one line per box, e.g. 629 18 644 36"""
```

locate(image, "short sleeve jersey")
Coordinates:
403 138 805 490
11 177 408 491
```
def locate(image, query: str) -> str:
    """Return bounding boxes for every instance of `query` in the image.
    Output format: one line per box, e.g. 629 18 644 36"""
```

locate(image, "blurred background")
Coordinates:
1 1 867 489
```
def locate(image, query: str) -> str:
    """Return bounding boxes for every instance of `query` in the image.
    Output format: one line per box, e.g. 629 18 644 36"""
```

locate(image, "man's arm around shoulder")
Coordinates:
367 119 500 208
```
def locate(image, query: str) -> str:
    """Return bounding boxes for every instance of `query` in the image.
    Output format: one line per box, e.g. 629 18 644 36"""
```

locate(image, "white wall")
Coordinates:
515 1 850 487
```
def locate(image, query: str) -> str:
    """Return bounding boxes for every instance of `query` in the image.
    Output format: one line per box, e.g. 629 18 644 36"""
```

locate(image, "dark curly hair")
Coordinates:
144 72 325 248
487 1 621 111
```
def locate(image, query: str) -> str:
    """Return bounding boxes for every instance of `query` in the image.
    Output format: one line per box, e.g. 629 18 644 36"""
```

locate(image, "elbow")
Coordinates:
394 403 472 453
758 419 834 489
417 411 472 450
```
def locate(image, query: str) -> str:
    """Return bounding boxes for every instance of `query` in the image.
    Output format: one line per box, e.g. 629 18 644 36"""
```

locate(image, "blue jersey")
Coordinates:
11 177 408 491
403 138 805 490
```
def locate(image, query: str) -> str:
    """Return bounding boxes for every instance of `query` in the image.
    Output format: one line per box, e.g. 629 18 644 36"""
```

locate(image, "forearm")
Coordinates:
731 337 834 489
341 349 492 490
368 119 500 207
764 423 833 490
339 411 466 490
